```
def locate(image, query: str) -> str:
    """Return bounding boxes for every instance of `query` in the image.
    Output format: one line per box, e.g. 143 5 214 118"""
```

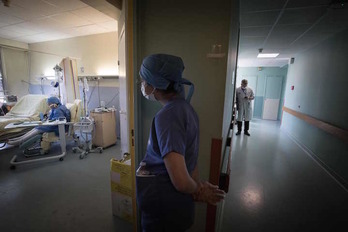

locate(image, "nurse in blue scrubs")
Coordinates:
7 97 70 146
136 54 225 232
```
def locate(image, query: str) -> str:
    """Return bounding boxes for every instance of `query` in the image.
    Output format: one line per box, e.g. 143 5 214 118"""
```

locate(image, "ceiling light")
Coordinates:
257 53 279 58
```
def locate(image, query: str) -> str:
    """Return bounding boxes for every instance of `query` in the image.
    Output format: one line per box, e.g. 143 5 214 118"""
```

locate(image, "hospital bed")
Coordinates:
6 99 82 168
0 95 49 147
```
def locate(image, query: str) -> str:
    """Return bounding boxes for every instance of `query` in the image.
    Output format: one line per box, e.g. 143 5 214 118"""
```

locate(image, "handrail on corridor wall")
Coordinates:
282 106 348 143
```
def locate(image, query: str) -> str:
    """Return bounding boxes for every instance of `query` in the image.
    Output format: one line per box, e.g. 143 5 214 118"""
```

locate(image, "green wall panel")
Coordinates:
282 28 348 183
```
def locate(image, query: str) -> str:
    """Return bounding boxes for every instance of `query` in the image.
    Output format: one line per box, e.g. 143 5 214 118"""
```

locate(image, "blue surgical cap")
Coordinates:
47 96 61 105
139 54 194 102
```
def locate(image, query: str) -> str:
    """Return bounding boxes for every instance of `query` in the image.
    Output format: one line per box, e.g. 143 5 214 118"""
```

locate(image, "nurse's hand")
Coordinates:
193 181 225 205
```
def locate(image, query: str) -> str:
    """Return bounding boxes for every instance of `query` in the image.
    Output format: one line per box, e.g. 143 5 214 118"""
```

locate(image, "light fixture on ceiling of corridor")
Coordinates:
257 53 279 58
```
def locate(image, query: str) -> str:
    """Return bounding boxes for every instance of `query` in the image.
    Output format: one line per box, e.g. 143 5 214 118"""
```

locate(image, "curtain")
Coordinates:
59 57 80 104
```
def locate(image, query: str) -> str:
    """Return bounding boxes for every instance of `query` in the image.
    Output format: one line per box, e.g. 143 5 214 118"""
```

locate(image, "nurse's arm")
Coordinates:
191 164 200 183
249 90 255 100
164 152 198 194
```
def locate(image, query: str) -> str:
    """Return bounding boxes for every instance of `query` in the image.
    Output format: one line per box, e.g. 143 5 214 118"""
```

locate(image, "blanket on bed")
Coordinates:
0 95 49 138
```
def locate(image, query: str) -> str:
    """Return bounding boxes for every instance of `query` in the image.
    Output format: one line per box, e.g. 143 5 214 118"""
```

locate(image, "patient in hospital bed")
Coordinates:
0 95 50 140
7 97 71 146
0 103 11 116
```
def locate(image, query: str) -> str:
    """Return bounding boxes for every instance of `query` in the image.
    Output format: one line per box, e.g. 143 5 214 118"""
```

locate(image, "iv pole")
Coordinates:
82 77 89 117
53 64 63 100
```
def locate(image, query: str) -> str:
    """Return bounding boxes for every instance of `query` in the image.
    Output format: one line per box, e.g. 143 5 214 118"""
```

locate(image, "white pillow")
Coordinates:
66 103 78 122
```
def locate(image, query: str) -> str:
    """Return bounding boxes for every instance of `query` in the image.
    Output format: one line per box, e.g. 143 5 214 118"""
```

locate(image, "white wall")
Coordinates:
282 28 348 182
29 32 119 87
0 32 118 99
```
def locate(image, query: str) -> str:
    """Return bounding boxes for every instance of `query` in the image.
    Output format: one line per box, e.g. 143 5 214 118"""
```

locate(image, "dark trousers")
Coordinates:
237 121 249 132
137 174 194 232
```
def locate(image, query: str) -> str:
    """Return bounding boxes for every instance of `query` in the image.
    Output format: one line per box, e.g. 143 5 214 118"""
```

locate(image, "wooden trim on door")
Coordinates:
282 106 348 143
206 138 222 232
125 0 137 231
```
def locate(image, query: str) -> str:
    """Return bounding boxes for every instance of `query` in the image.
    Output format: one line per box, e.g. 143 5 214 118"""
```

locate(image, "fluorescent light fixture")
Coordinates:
257 53 279 58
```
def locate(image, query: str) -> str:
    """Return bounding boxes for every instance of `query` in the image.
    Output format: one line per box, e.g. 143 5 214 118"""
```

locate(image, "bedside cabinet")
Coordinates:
90 110 117 148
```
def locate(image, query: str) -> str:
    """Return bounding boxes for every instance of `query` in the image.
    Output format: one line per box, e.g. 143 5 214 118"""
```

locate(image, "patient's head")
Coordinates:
47 97 61 109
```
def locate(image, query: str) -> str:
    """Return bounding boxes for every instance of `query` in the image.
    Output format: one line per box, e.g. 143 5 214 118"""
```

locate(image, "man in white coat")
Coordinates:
235 79 254 136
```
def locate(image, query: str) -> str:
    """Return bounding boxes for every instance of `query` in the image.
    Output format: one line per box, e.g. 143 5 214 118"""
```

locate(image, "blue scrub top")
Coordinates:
37 104 71 135
142 97 199 175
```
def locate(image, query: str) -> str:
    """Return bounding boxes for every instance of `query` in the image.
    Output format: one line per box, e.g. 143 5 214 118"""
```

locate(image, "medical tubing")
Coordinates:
97 79 101 107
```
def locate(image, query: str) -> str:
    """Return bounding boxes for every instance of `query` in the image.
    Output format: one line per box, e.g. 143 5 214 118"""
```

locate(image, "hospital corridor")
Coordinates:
0 0 348 231
221 119 348 232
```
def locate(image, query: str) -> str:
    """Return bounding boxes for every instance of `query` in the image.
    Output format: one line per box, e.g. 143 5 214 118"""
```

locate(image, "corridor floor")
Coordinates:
220 119 348 232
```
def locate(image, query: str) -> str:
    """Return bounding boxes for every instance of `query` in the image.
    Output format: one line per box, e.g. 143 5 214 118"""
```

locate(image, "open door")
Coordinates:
118 24 130 158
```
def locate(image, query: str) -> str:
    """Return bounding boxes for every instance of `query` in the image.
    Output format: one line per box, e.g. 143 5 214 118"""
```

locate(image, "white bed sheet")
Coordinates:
0 95 49 138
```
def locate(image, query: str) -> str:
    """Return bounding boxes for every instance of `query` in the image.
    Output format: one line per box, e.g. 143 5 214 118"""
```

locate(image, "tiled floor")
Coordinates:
1 119 347 232
0 141 132 232
220 119 348 232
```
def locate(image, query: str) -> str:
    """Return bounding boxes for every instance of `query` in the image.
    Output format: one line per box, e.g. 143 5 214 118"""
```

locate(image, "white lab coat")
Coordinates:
236 86 254 121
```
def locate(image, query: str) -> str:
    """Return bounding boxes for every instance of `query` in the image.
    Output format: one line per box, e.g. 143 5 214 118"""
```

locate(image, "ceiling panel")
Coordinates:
73 24 108 35
60 27 84 37
50 12 92 28
30 17 66 31
265 35 298 48
241 11 280 27
1 24 41 35
44 0 87 11
240 0 287 12
0 4 46 20
239 0 348 67
0 29 25 39
15 31 71 43
0 22 7 28
12 0 62 16
286 0 331 8
0 0 118 44
288 34 333 52
35 32 71 41
0 12 23 25
239 36 265 48
270 24 310 38
71 7 113 23
303 8 348 36
98 21 118 31
14 22 46 34
278 6 328 25
241 26 271 37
